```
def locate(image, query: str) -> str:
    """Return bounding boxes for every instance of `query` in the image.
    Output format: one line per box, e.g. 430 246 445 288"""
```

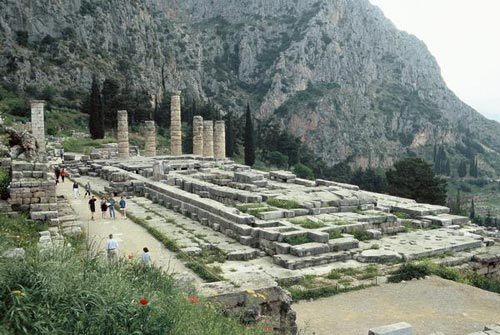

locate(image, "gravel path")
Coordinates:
56 178 201 283
294 276 500 335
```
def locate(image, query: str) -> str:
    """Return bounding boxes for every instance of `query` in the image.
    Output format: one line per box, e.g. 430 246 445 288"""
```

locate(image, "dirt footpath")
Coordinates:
294 276 500 335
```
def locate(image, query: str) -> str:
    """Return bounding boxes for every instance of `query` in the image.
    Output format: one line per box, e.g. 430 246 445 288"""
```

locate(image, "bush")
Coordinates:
0 169 11 200
352 229 370 241
388 262 431 283
292 163 315 180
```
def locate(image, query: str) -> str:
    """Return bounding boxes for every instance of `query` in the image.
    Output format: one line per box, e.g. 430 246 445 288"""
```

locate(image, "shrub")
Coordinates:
292 163 315 180
388 262 431 283
353 229 370 241
0 169 11 200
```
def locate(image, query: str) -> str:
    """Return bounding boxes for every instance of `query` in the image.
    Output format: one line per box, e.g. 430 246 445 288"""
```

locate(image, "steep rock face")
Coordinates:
1 0 499 174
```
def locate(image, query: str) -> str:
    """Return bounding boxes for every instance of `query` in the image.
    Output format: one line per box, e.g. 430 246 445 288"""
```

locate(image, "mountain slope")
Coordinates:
1 0 499 175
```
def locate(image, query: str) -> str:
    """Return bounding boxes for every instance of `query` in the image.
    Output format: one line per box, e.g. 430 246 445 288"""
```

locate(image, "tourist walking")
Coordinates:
119 196 127 219
84 182 91 198
60 168 67 183
88 196 97 220
141 247 152 265
100 197 108 219
106 234 119 263
54 167 60 183
72 181 79 199
108 196 116 219
60 148 64 160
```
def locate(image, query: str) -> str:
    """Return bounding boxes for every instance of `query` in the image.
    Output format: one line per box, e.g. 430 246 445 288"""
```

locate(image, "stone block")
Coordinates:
328 237 359 252
368 322 412 335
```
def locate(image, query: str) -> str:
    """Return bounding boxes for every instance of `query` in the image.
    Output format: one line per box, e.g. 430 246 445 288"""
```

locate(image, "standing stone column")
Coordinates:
117 110 129 159
170 91 182 156
202 120 214 158
144 121 156 157
30 100 46 153
214 120 226 160
193 116 204 156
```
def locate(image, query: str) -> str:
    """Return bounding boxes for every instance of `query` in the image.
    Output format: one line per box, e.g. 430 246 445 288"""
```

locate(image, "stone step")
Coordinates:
273 251 352 270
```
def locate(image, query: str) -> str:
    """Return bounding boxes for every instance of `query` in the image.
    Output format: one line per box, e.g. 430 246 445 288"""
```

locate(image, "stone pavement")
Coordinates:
55 177 202 284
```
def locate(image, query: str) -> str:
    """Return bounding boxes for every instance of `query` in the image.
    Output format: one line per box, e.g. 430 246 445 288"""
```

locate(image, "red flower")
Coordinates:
128 254 133 260
263 326 273 332
188 296 200 304
139 298 148 305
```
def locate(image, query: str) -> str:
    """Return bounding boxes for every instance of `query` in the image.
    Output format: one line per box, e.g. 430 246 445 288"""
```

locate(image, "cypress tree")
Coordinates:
470 197 476 219
88 76 104 139
244 103 255 166
225 111 235 158
457 160 467 178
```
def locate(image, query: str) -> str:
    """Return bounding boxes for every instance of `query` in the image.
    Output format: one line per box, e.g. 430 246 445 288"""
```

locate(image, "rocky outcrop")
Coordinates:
1 0 500 174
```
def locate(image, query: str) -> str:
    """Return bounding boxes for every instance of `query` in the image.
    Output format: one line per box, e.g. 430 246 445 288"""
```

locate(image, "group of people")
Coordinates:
54 166 67 184
106 234 151 265
88 195 127 220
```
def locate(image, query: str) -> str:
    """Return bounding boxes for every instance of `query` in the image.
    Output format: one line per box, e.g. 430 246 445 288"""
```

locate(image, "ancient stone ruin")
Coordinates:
117 110 130 159
143 120 156 157
30 100 46 153
170 91 182 156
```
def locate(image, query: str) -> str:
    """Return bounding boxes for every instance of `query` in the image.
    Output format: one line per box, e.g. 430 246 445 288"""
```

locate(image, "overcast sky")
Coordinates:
369 0 500 122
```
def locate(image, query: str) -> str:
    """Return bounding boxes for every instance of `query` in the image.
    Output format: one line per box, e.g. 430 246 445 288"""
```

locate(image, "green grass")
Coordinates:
392 212 412 220
236 203 264 213
266 198 300 209
328 230 343 239
45 108 88 136
286 283 372 301
290 218 325 229
284 235 313 245
0 215 264 334
0 214 47 248
62 137 117 154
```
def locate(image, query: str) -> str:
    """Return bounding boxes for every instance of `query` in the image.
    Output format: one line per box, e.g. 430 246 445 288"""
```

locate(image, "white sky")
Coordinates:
369 0 500 122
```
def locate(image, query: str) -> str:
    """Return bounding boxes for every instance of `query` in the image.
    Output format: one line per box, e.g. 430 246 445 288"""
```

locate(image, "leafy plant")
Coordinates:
284 235 312 245
352 229 370 241
290 218 325 229
266 198 300 209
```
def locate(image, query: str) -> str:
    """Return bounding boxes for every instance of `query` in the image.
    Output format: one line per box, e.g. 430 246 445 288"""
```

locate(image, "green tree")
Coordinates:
470 197 476 219
457 160 467 178
87 76 104 139
387 158 447 205
350 168 388 193
244 103 255 166
101 78 120 129
225 112 235 158
293 163 315 180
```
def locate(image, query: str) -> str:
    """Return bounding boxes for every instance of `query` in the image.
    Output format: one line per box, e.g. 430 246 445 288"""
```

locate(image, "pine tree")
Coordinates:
470 197 476 219
244 103 255 166
88 76 104 139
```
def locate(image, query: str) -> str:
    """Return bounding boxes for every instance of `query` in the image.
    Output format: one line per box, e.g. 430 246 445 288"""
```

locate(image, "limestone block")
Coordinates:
214 120 226 159
202 120 214 157
368 322 413 335
143 120 156 157
193 116 204 156
170 92 182 156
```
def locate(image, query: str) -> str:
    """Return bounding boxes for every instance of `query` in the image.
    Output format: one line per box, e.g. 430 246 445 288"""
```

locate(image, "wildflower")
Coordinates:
139 298 148 305
128 254 133 260
245 289 256 295
189 296 200 304
11 290 26 297
263 326 273 332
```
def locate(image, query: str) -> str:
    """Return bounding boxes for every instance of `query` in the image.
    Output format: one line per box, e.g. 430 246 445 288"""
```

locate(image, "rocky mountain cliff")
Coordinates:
1 0 500 175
